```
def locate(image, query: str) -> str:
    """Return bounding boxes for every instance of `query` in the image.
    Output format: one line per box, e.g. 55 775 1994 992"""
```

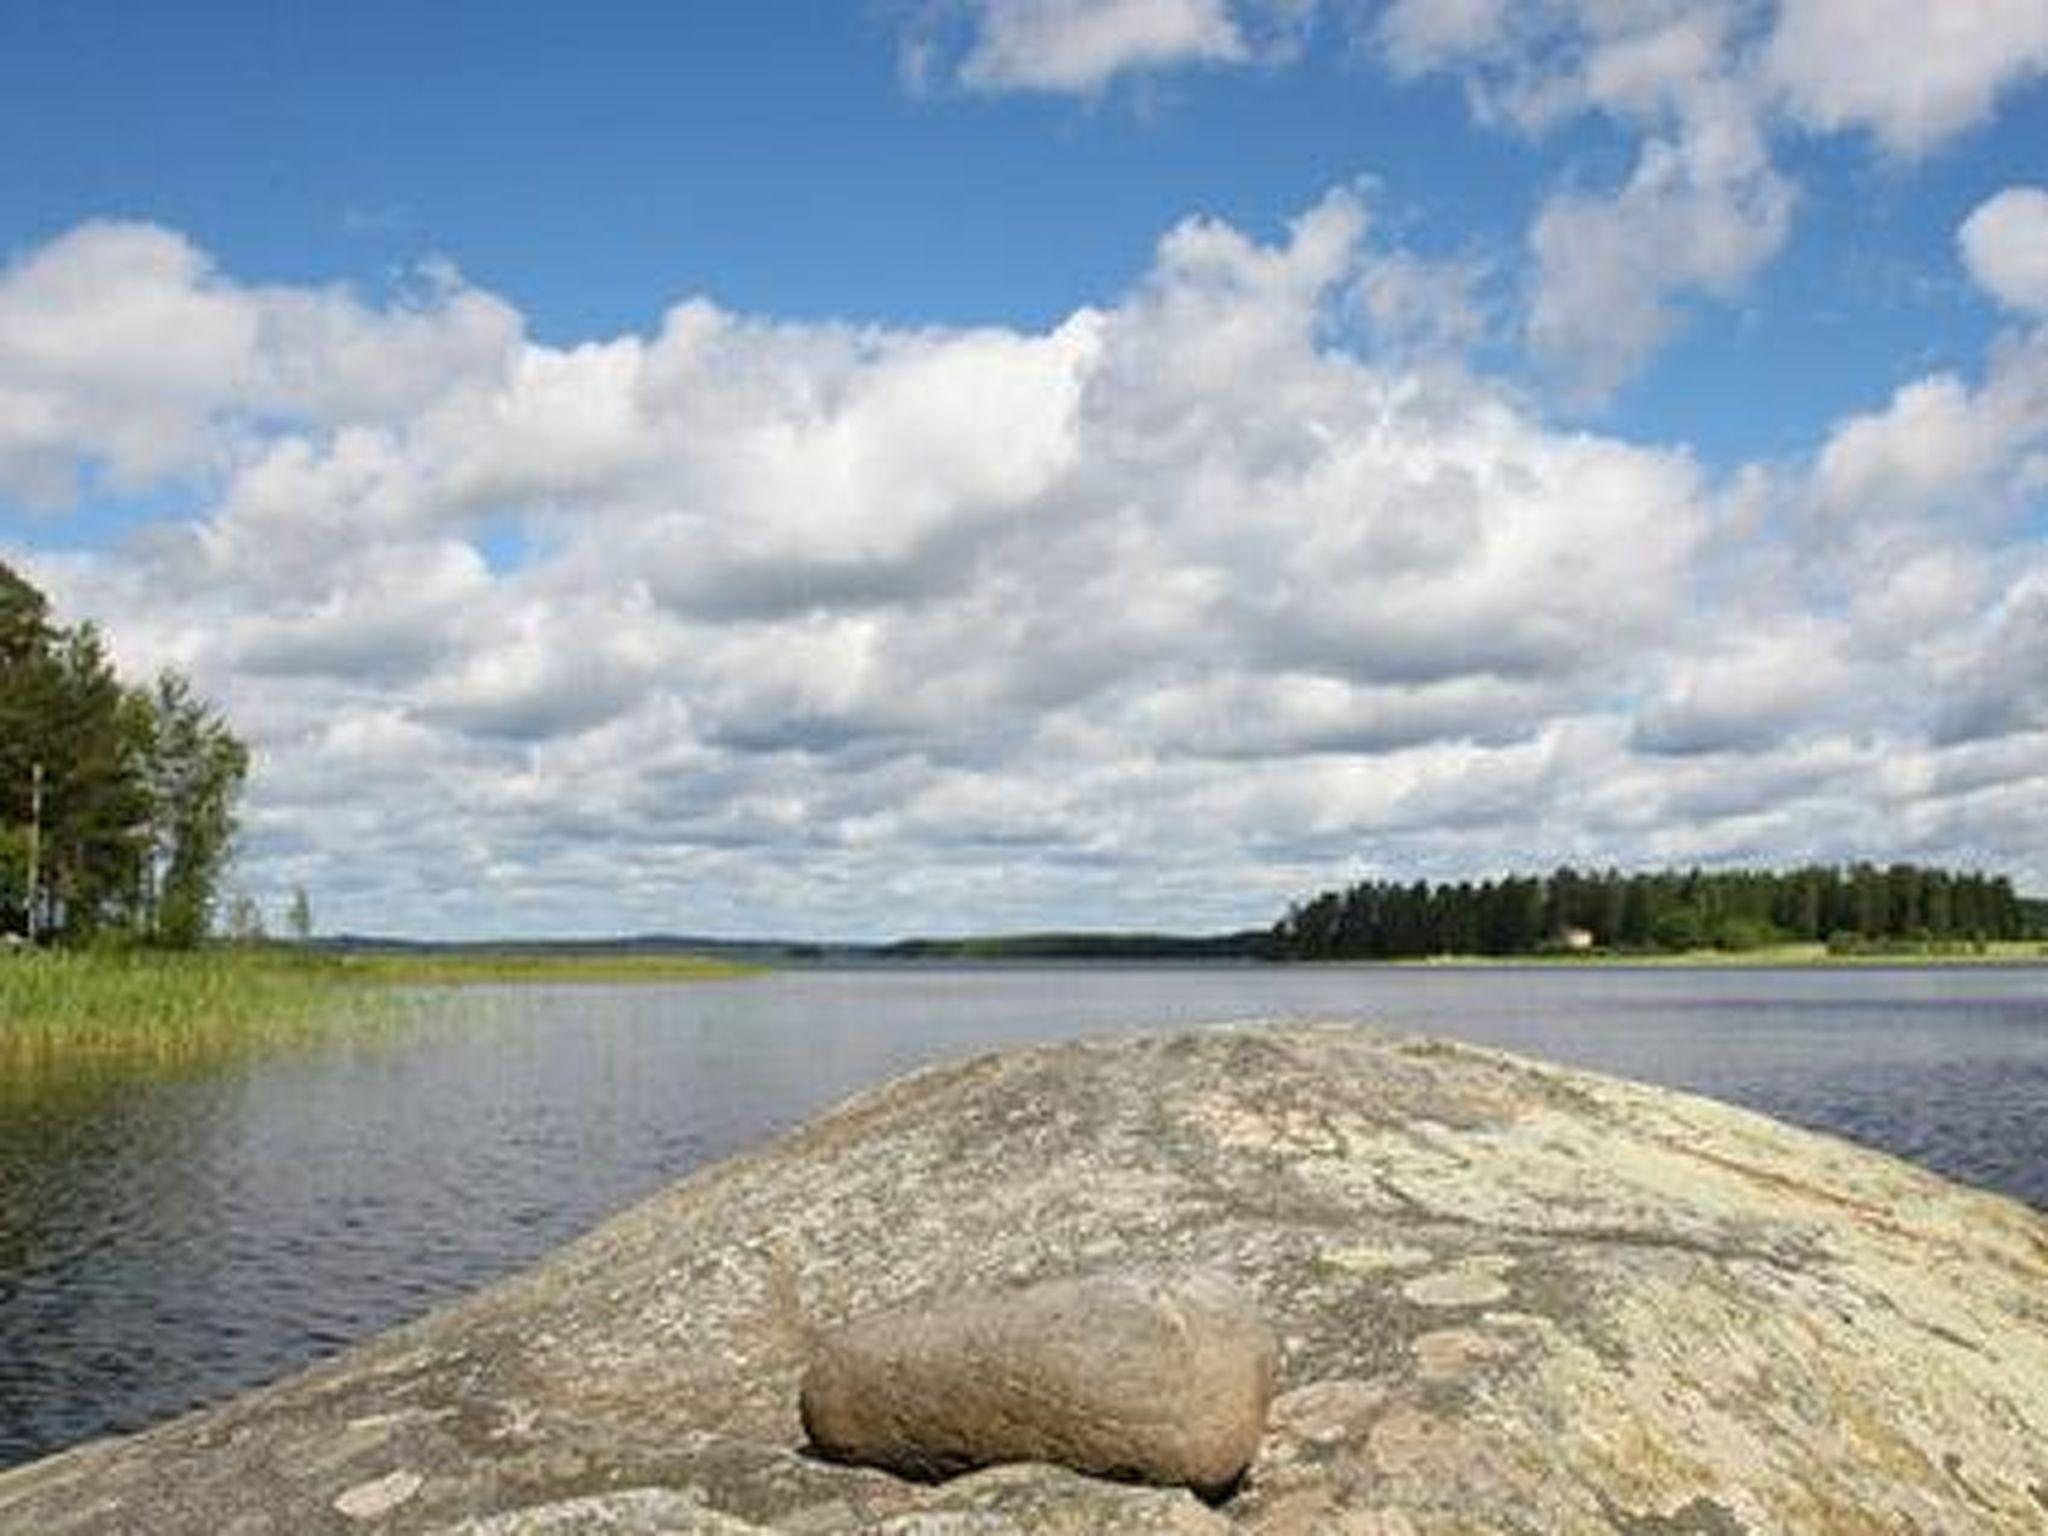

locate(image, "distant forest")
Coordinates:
1270 864 2037 960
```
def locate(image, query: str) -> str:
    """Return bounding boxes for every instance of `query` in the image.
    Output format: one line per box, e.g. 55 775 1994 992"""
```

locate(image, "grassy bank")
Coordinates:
0 944 754 1075
0 946 380 1072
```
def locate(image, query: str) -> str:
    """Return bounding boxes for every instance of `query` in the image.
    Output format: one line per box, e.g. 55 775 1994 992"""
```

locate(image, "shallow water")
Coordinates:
3 962 2046 1466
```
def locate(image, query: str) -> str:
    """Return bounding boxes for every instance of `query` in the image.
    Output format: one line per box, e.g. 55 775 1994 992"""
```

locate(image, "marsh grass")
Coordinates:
0 946 396 1077
0 944 754 1086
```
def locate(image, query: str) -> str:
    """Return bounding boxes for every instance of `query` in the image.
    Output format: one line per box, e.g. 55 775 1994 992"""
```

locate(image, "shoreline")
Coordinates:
1382 941 2048 969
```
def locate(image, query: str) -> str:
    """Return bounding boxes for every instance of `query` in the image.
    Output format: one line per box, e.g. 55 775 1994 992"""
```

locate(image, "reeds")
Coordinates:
0 944 754 1085
0 946 391 1080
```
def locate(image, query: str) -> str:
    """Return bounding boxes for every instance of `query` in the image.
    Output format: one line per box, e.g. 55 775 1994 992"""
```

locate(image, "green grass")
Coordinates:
0 943 754 1079
0 945 383 1073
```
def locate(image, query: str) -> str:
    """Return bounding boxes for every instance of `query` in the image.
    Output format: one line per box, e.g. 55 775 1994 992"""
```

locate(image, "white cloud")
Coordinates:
1382 1 1747 133
1379 0 1508 78
1932 566 2048 744
231 539 489 684
5 190 2048 936
1961 186 2048 317
1382 0 2048 162
1768 0 2048 156
925 0 1250 93
1811 330 2048 525
1375 4 1803 398
0 221 523 509
1527 89 1794 398
0 223 257 502
891 0 2048 400
1630 623 1853 756
628 306 1099 609
1374 1 2048 394
1349 246 1494 362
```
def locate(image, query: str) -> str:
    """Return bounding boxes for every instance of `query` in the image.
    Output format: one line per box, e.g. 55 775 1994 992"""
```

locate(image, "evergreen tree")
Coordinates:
1266 861 2041 959
0 560 247 947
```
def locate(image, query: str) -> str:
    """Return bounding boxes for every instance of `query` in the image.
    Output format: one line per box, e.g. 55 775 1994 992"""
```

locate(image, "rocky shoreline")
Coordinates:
4 1021 2047 1532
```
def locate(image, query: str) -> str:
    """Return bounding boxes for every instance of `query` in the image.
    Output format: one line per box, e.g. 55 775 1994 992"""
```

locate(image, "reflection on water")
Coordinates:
2 962 2046 1466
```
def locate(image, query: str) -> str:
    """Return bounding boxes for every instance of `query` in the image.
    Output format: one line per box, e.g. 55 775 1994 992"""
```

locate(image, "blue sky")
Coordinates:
5 2 2039 455
0 5 1496 331
3 1 2047 938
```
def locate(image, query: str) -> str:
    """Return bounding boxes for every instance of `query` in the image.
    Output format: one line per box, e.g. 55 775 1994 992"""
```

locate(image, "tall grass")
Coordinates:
0 944 755 1083
0 946 392 1078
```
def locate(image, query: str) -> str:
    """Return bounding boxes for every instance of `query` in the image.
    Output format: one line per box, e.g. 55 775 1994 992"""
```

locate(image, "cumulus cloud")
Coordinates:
0 221 522 508
906 0 1252 94
4 187 2046 935
1811 331 2048 526
1932 568 2048 744
1373 3 1802 398
0 224 257 502
1526 90 1794 398
1381 0 1743 133
891 0 2048 398
1376 0 2048 393
1767 0 2048 156
1630 624 1853 756
1961 186 2048 317
1378 0 1507 79
1383 0 2048 161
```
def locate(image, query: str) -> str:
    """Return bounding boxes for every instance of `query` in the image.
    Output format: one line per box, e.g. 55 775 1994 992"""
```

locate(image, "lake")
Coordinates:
3 961 2047 1468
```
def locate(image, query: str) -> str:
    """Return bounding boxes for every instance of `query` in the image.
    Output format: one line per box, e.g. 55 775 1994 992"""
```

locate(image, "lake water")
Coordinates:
3 962 2047 1467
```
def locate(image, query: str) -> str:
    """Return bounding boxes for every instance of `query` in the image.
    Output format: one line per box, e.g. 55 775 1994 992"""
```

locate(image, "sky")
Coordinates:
2 0 2046 941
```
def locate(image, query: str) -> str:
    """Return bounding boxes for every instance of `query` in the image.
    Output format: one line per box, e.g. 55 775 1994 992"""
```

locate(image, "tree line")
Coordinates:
2 561 247 947
1271 863 2035 960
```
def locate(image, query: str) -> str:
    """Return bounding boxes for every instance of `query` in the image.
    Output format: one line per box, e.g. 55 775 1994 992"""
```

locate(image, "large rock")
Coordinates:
799 1271 1276 1496
3 1022 2048 1532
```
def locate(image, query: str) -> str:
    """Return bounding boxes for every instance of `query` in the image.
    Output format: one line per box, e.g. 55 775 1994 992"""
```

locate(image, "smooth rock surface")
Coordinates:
799 1271 1275 1495
3 1022 2048 1532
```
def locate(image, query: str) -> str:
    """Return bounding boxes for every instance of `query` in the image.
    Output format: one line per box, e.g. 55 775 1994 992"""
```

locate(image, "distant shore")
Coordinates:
1385 940 2048 968
319 933 2048 968
821 935 2048 967
332 949 759 986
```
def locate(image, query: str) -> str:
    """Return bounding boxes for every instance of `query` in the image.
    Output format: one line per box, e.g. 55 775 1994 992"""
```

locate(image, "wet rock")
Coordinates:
4 1023 2048 1532
800 1271 1275 1496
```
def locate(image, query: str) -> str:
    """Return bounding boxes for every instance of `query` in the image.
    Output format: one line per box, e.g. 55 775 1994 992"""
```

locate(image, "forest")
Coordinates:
1270 863 2036 960
1 561 247 947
